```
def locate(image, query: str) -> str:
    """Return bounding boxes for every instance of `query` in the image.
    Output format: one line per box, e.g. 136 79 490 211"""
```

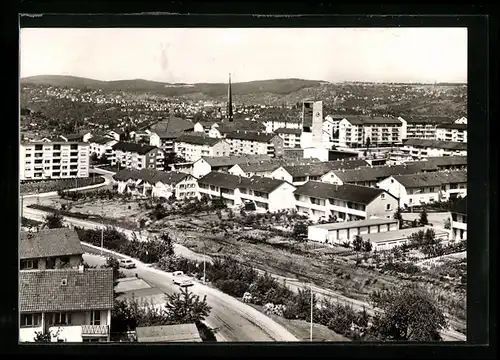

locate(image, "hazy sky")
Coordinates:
20 28 467 84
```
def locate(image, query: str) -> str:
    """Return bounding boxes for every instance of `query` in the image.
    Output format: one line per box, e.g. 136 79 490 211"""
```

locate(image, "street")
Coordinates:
83 253 298 342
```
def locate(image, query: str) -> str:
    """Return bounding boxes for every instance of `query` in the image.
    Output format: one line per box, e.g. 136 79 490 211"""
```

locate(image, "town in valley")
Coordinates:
19 28 467 343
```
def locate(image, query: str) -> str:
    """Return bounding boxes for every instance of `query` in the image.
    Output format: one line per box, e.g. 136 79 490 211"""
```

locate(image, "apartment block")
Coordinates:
401 139 467 159
294 181 398 222
20 141 90 181
174 134 231 162
88 136 118 160
338 116 406 148
111 142 165 171
449 196 467 241
262 119 301 134
224 131 284 157
275 128 302 148
435 123 467 143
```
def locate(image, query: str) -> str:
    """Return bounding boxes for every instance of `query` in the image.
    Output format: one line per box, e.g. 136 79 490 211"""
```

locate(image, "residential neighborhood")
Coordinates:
19 27 471 345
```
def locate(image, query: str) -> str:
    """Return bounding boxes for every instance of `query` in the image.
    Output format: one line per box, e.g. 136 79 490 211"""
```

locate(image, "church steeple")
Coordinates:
227 73 233 122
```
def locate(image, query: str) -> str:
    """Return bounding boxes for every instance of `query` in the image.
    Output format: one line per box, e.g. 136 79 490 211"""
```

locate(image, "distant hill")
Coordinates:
20 75 325 96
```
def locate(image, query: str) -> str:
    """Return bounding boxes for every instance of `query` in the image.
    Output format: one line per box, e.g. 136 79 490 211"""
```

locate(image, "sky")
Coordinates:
20 28 467 84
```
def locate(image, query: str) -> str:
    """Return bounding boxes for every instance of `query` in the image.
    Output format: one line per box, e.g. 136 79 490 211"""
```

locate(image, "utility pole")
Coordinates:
100 205 104 256
203 241 206 284
310 283 313 342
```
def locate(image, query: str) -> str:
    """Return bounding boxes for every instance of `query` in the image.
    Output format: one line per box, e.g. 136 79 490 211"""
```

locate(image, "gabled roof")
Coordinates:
198 172 290 193
175 134 224 146
405 116 453 124
20 228 83 260
136 324 202 342
60 133 83 141
402 139 468 151
451 196 467 215
200 154 272 167
153 130 186 139
113 168 190 185
285 160 369 178
89 135 117 145
225 131 278 142
344 116 402 126
20 268 114 313
275 128 302 135
110 128 126 135
295 181 390 204
333 163 427 183
436 123 467 130
151 117 195 134
237 162 283 173
112 142 160 155
416 156 467 171
392 170 467 188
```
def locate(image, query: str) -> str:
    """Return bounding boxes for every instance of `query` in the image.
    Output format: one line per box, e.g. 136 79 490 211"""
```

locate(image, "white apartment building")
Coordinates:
149 131 183 153
401 139 467 159
19 268 113 343
111 142 165 171
193 121 219 135
275 128 302 148
377 170 467 209
198 172 296 212
224 131 284 157
88 136 118 159
20 141 90 181
449 196 467 241
191 154 272 178
402 117 441 140
294 181 398 222
174 134 231 162
323 115 343 142
262 119 301 134
435 123 467 143
338 116 406 148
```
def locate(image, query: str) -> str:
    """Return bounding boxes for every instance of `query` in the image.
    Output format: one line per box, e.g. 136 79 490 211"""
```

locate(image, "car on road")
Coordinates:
172 271 193 287
119 259 136 269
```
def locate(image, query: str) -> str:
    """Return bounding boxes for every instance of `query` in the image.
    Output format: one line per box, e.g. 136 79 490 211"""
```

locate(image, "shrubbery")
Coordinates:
58 188 130 201
21 176 105 194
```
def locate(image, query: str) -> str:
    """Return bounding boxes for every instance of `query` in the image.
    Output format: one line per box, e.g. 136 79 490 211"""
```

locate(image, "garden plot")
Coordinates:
401 212 450 229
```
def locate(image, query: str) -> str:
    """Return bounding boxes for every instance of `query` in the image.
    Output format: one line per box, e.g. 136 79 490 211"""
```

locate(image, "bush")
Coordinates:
381 261 421 275
326 304 357 335
213 279 249 298
20 176 105 194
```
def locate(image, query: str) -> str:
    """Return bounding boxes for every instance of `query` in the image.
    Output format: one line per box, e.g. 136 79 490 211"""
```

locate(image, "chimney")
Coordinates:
78 264 84 273
238 175 242 184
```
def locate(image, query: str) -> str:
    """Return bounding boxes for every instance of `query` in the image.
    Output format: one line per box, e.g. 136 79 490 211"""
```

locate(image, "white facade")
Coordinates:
20 142 90 181
149 133 176 153
89 140 118 158
262 120 301 134
454 117 467 125
19 310 111 343
450 212 467 241
435 126 467 143
225 135 284 157
404 123 438 140
338 118 406 148
174 140 231 162
366 226 449 252
111 148 165 171
277 131 301 148
400 143 467 159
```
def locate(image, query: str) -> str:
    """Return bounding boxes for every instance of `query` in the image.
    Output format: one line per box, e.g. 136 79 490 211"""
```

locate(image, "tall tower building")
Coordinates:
300 99 323 148
227 73 234 122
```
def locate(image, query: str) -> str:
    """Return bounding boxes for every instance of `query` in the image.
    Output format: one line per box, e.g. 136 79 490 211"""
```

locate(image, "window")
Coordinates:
20 314 40 327
90 310 101 325
20 259 35 270
25 153 32 158
51 312 71 325
381 193 385 199
386 204 392 211
70 144 78 150
53 144 61 150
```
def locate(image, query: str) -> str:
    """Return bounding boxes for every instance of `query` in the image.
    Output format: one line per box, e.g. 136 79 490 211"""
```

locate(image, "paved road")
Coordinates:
83 253 298 342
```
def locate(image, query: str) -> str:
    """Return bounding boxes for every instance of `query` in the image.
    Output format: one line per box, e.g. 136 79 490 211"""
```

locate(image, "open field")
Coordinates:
43 196 466 332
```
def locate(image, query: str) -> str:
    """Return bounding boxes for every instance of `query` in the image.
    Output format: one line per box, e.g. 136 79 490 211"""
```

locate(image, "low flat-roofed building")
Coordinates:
363 226 449 252
308 218 399 245
135 324 202 342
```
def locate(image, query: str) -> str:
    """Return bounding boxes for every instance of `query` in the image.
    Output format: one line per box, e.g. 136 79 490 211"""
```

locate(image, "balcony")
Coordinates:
81 325 109 336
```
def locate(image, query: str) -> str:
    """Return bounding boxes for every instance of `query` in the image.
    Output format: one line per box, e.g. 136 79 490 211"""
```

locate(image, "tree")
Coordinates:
160 232 175 256
365 136 371 149
419 208 429 226
444 218 451 230
362 240 372 252
352 235 363 252
370 285 447 341
292 222 307 241
44 211 64 229
164 287 211 324
393 208 404 229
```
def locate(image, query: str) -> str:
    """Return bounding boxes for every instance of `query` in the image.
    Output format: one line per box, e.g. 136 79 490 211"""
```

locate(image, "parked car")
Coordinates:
172 271 193 286
119 259 136 269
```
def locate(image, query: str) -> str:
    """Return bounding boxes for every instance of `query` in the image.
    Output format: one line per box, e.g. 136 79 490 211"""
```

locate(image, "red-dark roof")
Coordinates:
20 229 83 260
295 181 390 204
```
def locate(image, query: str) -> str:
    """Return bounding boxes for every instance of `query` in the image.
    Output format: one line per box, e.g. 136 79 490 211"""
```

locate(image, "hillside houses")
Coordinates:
113 168 198 200
294 181 398 222
197 172 296 212
377 170 467 208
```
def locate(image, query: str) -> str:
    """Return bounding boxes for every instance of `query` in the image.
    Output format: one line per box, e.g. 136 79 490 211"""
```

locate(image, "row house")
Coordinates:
20 229 84 271
20 141 90 181
88 136 118 160
275 128 302 148
338 116 406 148
401 139 467 158
224 131 284 157
197 172 296 212
228 158 325 180
173 134 231 162
262 118 301 134
111 142 165 171
19 268 113 343
191 154 272 178
294 181 398 222
377 170 467 209
113 168 198 200
193 121 219 135
449 196 467 241
435 123 467 143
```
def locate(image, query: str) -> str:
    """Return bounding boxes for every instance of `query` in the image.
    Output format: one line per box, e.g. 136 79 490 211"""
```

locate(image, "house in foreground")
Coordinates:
20 228 83 270
19 268 114 343
362 226 449 252
449 196 467 241
135 324 202 342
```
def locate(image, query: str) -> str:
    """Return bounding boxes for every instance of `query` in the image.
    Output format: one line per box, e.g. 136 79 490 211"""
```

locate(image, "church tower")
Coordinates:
227 73 234 122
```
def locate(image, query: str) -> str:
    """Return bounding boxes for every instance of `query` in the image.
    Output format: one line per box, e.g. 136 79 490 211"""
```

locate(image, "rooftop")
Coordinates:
150 117 194 134
113 168 190 185
402 138 468 151
20 228 83 260
274 127 302 135
201 154 272 168
89 135 117 145
225 131 278 143
364 226 448 244
20 268 114 313
436 123 468 131
392 170 467 188
332 163 426 183
285 159 369 177
345 116 403 126
309 217 398 231
295 181 390 204
199 172 290 193
176 134 225 146
136 324 202 342
112 142 160 155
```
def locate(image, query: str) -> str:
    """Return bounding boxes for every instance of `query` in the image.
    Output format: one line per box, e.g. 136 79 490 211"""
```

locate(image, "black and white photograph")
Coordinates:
19 26 469 343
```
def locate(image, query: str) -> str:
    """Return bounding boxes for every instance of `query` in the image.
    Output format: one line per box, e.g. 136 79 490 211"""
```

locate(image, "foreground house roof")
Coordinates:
20 268 114 313
20 228 83 260
295 181 390 204
285 159 369 177
199 172 291 193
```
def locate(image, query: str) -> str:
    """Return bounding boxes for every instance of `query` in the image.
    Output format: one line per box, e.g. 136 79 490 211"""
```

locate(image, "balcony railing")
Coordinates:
81 325 109 336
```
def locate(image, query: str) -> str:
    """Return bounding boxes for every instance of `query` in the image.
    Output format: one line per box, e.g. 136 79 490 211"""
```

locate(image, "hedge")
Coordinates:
21 176 105 194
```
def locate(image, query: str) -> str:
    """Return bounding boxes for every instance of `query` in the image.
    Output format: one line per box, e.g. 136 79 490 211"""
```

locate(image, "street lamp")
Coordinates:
100 205 104 256
203 240 206 284
310 283 313 342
